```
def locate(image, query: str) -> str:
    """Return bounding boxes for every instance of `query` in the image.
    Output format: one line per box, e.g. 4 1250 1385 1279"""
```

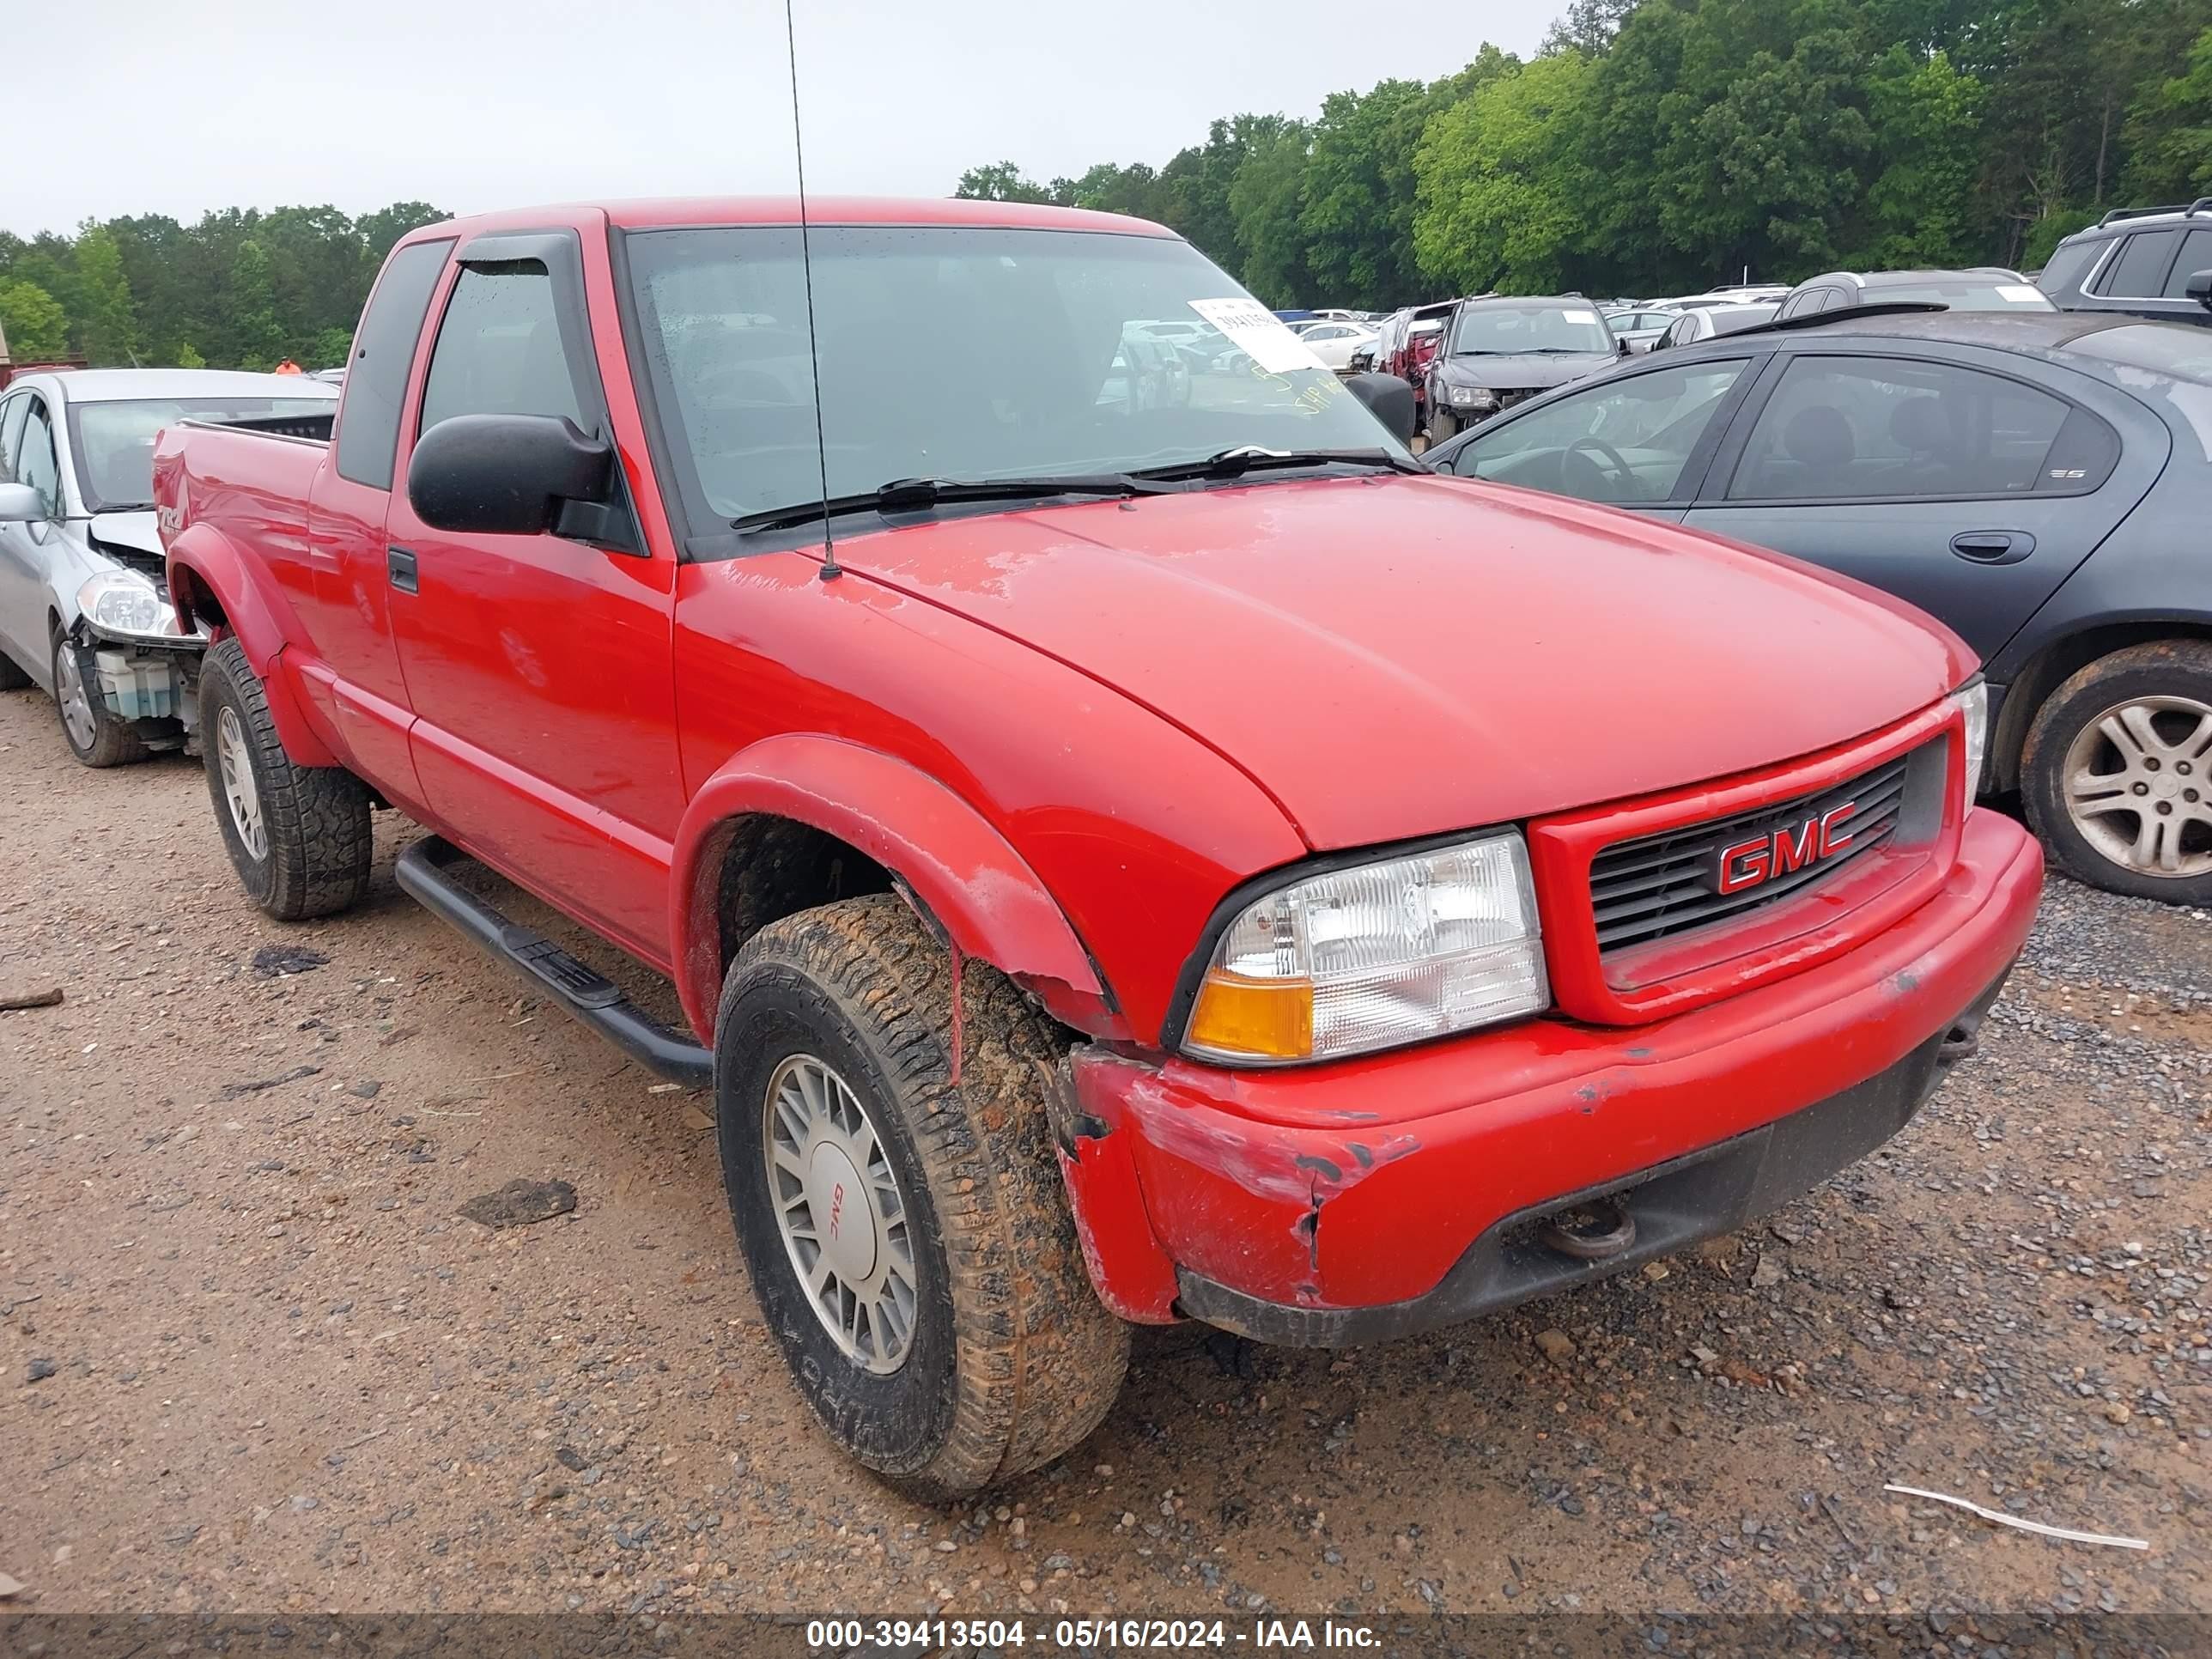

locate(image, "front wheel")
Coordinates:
2021 641 2212 903
52 629 149 768
714 893 1128 1498
1428 408 1459 444
198 637 373 920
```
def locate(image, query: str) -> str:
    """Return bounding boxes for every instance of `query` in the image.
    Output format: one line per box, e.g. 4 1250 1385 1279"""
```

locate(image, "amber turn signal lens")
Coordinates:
1183 970 1314 1062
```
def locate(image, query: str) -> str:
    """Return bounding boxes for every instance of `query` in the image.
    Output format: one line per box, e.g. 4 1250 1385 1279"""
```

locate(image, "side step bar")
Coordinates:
394 837 713 1089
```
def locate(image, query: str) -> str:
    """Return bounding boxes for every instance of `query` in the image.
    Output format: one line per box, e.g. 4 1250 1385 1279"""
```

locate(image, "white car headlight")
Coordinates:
1950 678 1988 800
1182 831 1548 1065
77 571 179 640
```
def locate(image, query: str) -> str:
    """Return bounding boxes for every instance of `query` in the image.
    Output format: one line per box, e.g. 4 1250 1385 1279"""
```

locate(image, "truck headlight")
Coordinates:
1182 831 1547 1065
1950 678 1988 799
76 571 180 640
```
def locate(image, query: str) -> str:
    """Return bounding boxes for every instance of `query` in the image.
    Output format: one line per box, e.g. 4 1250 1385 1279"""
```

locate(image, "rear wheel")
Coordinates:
714 892 1128 1498
2022 641 2212 904
51 628 149 769
198 637 373 920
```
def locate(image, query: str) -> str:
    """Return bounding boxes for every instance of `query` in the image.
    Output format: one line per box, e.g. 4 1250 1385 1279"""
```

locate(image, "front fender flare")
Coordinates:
670 734 1114 1042
165 524 337 768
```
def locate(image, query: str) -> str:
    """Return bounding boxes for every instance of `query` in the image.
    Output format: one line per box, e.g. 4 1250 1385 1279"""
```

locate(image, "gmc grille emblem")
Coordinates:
1715 803 1858 896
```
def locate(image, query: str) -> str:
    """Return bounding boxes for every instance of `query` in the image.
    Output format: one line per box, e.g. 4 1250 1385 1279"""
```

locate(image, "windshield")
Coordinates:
1449 304 1613 356
623 226 1405 526
1869 280 2056 312
69 397 335 512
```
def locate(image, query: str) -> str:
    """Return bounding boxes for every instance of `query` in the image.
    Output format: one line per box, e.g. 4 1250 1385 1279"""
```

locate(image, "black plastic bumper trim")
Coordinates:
394 837 713 1088
1176 966 2014 1348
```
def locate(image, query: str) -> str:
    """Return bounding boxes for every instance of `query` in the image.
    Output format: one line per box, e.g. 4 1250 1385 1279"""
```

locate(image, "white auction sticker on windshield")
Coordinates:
1564 308 1601 325
1996 284 2045 303
1189 297 1325 374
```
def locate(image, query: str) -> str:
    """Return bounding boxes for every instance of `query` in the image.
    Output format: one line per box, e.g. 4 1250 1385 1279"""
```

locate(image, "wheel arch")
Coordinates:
671 734 1118 1045
164 524 338 768
1990 612 2212 793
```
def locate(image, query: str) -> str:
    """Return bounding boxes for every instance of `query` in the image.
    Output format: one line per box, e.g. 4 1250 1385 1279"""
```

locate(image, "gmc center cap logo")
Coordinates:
1713 802 1858 896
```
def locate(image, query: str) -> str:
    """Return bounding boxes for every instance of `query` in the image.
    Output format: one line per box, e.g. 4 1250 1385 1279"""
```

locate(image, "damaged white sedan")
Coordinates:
0 368 337 766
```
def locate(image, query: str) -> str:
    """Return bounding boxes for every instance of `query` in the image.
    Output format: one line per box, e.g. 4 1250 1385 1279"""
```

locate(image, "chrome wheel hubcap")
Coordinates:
763 1053 916 1374
2063 694 2212 879
216 707 268 860
56 643 96 750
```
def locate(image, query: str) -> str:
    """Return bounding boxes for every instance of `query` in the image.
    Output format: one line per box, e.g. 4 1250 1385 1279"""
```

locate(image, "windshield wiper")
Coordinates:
1128 446 1426 483
733 473 1171 534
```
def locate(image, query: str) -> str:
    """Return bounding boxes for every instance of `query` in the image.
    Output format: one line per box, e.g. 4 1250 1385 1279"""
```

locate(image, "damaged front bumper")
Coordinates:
1049 807 2044 1344
69 619 204 745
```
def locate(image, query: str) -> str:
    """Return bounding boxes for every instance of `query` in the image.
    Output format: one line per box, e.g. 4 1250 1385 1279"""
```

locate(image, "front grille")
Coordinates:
1496 387 1542 411
1589 751 1914 954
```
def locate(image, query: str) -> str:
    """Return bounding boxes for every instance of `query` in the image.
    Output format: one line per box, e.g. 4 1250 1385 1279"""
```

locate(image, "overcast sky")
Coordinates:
7 0 1560 237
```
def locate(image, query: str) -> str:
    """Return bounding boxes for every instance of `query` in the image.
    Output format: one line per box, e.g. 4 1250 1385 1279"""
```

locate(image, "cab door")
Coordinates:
384 227 684 962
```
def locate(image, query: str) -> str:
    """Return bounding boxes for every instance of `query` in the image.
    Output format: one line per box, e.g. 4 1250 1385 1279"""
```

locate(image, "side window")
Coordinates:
15 398 60 517
0 393 25 482
419 264 586 435
2160 227 2212 297
1726 356 2098 502
1451 359 1748 504
2035 238 2103 296
2097 229 2183 297
335 238 453 490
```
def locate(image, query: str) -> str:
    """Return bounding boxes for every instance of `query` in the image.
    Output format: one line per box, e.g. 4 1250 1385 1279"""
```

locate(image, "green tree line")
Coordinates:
0 203 447 372
957 0 2212 307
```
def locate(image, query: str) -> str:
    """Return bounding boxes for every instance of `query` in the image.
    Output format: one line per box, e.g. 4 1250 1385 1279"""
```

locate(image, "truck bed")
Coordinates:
153 417 331 574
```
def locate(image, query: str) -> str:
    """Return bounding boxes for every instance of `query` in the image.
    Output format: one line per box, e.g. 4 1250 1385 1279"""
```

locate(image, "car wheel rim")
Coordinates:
2062 694 2212 879
215 706 269 860
763 1052 917 1376
56 643 97 750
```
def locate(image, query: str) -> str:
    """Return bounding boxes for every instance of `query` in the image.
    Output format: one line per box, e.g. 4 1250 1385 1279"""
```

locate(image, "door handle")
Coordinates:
387 545 419 593
1948 531 2034 565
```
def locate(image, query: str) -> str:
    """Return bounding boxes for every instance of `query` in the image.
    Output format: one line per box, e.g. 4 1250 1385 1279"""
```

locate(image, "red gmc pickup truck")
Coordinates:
155 198 2042 1497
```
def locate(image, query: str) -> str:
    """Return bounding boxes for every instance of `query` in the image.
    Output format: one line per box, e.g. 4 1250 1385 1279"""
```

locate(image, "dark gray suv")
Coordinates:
2037 201 2212 326
1423 308 2212 902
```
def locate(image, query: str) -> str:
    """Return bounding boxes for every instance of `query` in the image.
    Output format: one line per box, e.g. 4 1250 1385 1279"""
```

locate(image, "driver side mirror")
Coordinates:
2188 269 2212 313
0 482 45 523
1344 371 1418 445
408 412 617 539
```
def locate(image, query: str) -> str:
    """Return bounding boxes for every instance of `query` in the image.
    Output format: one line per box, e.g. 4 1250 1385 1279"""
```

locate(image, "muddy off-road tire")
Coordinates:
52 628 150 769
2022 640 2212 906
198 637 373 921
714 892 1129 1498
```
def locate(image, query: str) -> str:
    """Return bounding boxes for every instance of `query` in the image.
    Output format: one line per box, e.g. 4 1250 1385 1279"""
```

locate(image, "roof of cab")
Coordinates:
401 198 1180 242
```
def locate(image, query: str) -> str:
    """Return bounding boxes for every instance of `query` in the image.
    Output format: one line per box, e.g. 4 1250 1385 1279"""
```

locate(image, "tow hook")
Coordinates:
1538 1195 1638 1261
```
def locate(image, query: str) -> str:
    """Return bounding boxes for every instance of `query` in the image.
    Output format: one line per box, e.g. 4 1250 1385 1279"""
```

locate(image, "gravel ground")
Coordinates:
1 683 2206 1626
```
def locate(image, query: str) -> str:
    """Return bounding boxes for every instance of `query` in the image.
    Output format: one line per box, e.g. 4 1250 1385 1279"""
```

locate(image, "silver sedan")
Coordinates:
0 368 337 765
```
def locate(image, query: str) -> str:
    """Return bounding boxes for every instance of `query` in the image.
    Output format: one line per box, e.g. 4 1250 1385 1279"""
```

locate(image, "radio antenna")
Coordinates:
784 0 841 581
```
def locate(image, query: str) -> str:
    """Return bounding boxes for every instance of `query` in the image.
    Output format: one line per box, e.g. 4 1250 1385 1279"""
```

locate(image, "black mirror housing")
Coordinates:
408 412 614 538
1345 371 1418 445
2188 269 2212 312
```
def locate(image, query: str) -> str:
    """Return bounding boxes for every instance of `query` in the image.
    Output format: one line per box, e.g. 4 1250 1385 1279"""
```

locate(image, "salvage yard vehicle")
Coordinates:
0 369 337 765
1425 295 1625 441
1772 268 2055 322
1425 306 2212 902
2036 201 2212 327
156 198 2040 1496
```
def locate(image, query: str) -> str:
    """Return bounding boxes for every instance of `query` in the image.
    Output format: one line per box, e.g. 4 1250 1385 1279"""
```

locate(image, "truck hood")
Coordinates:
1432 351 1615 390
838 475 1973 852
